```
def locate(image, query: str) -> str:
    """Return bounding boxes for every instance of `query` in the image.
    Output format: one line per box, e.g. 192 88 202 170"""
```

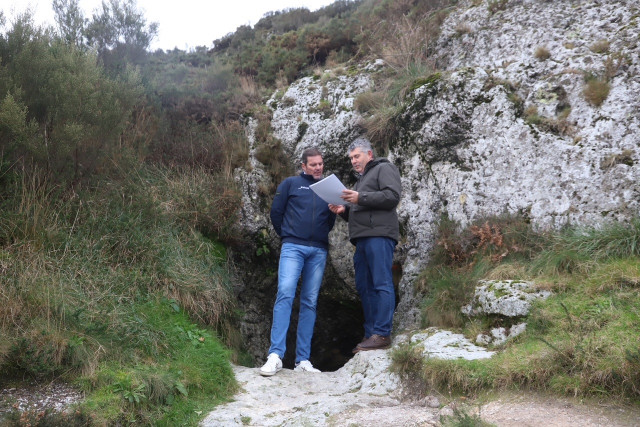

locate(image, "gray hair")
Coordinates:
347 136 373 155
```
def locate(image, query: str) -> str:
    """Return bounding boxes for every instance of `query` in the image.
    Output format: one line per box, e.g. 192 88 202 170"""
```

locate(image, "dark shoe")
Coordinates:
352 336 368 354
356 334 391 351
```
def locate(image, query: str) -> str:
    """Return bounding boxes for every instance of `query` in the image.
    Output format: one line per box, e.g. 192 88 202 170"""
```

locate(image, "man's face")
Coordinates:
349 147 373 174
301 155 324 179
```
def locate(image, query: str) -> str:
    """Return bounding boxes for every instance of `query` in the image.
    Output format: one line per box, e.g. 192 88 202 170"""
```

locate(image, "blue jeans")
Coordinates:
269 242 328 363
353 236 396 337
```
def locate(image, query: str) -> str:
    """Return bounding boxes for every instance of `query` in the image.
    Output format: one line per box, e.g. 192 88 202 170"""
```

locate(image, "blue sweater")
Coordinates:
270 173 336 250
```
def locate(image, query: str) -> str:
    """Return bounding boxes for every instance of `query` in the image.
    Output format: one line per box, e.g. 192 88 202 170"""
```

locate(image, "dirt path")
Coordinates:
201 350 640 426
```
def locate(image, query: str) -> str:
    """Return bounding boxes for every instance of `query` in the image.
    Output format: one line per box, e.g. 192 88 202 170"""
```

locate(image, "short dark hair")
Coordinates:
348 137 373 155
301 147 323 164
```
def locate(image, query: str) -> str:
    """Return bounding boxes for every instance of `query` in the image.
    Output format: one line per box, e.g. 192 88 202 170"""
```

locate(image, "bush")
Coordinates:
0 26 143 184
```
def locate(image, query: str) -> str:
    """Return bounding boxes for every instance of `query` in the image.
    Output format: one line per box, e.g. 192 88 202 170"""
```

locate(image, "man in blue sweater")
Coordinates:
260 147 336 376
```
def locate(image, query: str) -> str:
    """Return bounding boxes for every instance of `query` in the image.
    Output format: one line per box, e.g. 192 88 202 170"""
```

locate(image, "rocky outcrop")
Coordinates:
233 0 639 363
461 280 551 318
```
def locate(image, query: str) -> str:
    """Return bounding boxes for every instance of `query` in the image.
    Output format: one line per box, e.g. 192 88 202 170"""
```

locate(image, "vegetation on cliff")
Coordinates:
394 214 640 401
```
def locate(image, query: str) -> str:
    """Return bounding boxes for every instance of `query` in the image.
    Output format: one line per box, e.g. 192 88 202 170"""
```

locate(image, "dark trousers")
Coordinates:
353 236 396 337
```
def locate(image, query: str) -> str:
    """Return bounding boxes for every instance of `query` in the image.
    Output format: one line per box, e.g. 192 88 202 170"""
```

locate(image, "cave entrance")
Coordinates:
279 286 364 372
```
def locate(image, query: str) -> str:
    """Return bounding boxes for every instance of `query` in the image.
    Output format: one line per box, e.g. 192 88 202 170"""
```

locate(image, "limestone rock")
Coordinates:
462 280 551 317
408 328 495 360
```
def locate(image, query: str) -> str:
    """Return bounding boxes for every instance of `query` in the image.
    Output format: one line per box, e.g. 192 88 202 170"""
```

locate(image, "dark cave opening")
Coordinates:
279 291 365 372
278 262 403 372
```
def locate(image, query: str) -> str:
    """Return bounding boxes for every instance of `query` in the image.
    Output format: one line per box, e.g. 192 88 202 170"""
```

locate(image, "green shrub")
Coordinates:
0 26 143 184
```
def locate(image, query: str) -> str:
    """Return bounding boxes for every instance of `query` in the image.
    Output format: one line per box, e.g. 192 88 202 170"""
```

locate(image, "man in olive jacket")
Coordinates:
329 137 402 352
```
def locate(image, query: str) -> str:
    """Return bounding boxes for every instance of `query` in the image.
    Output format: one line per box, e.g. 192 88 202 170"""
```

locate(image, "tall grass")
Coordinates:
395 214 640 400
0 164 242 423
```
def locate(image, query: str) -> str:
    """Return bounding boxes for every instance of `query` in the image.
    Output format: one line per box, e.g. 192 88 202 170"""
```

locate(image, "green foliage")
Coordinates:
211 2 362 85
531 219 640 275
0 21 144 184
84 0 158 73
80 300 237 424
399 215 640 400
0 162 241 422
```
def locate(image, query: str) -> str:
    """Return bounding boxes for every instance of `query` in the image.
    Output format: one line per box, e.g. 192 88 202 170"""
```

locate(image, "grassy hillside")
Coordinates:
392 215 640 401
0 166 242 424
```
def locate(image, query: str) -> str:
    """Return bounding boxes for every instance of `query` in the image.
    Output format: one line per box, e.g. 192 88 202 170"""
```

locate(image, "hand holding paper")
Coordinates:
309 174 347 205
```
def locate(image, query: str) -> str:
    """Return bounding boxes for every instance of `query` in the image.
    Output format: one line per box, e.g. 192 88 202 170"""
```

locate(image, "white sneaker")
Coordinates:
259 353 282 376
294 360 320 373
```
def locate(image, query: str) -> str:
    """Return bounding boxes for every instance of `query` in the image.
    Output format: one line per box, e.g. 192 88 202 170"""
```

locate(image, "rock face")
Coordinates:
233 0 640 364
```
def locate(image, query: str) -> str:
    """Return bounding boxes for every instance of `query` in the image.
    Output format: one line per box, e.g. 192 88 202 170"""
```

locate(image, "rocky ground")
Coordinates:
0 380 83 423
1 349 638 426
201 349 640 427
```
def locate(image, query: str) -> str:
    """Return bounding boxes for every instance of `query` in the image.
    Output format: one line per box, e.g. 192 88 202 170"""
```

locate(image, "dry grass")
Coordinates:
534 46 551 61
589 39 610 54
358 104 401 156
455 22 472 35
354 91 385 114
583 75 610 107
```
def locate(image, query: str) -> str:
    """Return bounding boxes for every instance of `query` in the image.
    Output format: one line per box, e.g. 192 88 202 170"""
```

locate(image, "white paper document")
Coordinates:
309 174 347 205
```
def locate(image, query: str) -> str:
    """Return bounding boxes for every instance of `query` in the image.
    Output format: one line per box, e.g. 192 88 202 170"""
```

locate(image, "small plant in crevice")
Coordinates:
583 72 610 107
582 51 626 107
524 104 574 136
589 39 610 54
454 22 472 36
604 51 627 81
534 46 551 61
600 149 635 170
487 0 509 15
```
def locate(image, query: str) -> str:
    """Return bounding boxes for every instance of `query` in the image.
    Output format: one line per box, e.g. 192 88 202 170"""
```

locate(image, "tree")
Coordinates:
84 0 158 72
53 0 86 47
